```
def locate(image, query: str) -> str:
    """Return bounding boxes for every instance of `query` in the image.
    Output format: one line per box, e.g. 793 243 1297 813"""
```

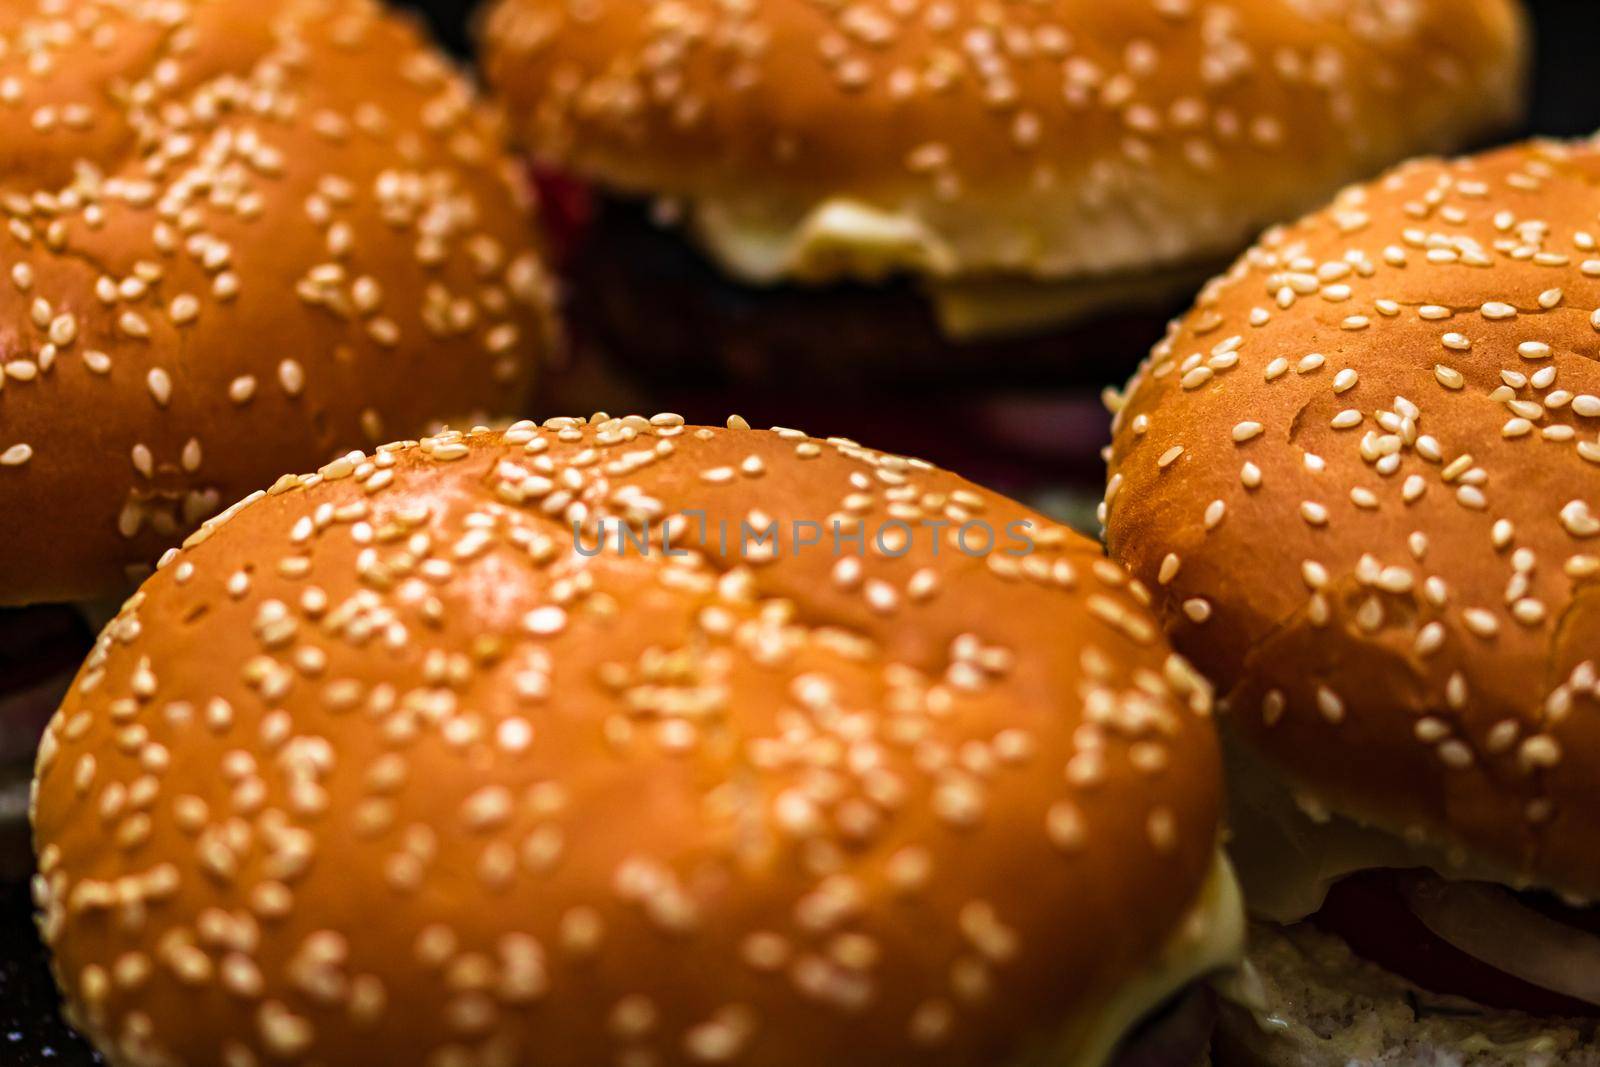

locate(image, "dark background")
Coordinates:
1518 0 1600 137
5 1 1600 1064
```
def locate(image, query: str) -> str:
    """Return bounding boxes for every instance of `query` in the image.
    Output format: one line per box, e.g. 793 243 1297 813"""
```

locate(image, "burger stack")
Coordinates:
1104 138 1600 1064
32 417 1241 1067
482 0 1524 393
11 2 1600 1067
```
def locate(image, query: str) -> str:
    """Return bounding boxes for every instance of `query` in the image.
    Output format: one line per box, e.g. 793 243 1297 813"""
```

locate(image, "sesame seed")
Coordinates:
1519 735 1562 770
1315 687 1345 723
1261 690 1286 726
1561 501 1599 538
146 369 173 407
1415 718 1450 744
523 606 567 634
119 310 151 338
278 360 306 397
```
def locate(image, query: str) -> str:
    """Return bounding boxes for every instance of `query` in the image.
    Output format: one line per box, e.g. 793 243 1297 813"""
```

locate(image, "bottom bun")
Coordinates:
1213 923 1600 1067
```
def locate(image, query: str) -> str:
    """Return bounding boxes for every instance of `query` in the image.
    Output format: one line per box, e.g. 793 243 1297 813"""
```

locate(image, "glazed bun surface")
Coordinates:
1105 139 1600 901
0 0 558 606
33 417 1227 1067
483 0 1526 285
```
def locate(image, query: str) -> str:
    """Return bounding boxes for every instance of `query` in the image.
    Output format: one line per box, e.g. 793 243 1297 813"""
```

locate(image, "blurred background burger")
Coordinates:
477 0 1526 406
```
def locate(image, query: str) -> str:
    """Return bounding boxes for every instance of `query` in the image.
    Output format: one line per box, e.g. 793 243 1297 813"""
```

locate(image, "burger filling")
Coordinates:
1215 920 1600 1066
529 171 1189 390
686 189 1215 339
1219 735 1600 1058
1312 870 1600 1018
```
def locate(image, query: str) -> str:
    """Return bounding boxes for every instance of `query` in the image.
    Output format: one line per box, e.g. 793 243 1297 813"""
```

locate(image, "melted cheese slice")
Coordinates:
1029 850 1245 1067
1223 734 1534 924
693 196 957 283
927 269 1211 341
689 196 1212 341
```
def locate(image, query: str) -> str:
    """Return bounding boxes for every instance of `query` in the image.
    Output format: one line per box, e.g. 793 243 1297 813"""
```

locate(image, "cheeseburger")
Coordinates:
1104 139 1600 1063
33 415 1242 1067
482 0 1526 388
0 0 558 865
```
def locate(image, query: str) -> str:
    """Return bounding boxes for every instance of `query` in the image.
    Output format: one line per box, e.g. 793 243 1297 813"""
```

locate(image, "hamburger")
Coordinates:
31 415 1242 1067
481 0 1527 391
0 0 559 868
1103 138 1600 1064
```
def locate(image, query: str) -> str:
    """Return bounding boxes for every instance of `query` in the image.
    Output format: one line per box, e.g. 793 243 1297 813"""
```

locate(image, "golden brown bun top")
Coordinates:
0 0 559 606
1105 139 1600 901
482 0 1526 281
33 416 1221 1067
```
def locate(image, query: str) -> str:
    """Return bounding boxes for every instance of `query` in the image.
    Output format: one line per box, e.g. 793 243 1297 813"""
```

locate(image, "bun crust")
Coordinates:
482 0 1526 283
0 0 559 606
1105 140 1600 900
33 417 1223 1067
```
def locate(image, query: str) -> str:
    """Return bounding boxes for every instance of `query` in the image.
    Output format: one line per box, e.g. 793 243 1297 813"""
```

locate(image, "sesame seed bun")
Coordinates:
1104 138 1600 903
31 416 1238 1067
481 0 1526 290
0 0 560 607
